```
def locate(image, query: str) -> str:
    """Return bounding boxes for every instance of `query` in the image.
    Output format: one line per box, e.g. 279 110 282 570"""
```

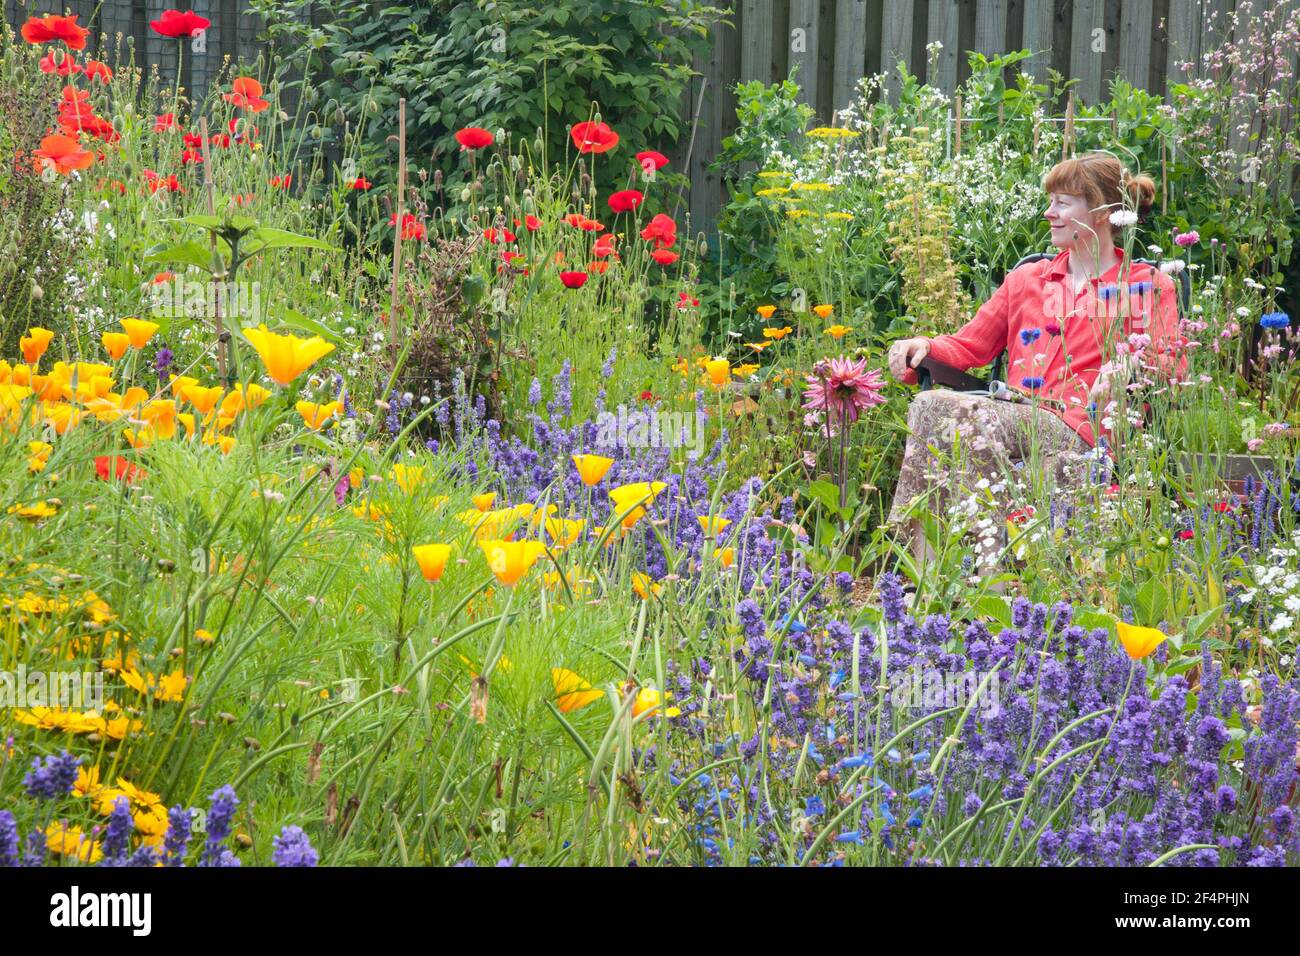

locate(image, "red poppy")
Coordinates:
95 455 146 483
676 290 699 310
570 121 619 154
512 214 542 232
390 213 426 241
232 193 254 206
1176 529 1195 541
101 179 126 194
640 213 677 248
152 271 175 284
142 169 183 193
228 118 259 142
223 76 269 113
636 150 669 172
483 227 516 244
85 59 113 83
180 149 203 165
154 113 178 132
562 213 605 233
607 189 643 214
270 174 292 189
1211 501 1234 513
651 249 679 266
640 390 656 402
559 271 589 289
592 234 617 258
348 176 372 190
150 9 211 38
39 50 81 76
454 127 494 150
32 134 94 176
21 14 90 50
587 261 609 275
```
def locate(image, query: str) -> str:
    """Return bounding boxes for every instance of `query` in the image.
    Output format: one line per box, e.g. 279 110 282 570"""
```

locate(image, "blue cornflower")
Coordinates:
1021 376 1045 390
908 784 934 801
834 830 864 844
804 795 825 817
797 653 816 666
839 753 872 770
906 809 925 829
911 750 931 764
1261 311 1290 330
1019 327 1042 346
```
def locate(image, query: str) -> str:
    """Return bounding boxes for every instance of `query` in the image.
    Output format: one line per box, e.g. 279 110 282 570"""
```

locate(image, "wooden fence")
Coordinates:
2 0 1270 237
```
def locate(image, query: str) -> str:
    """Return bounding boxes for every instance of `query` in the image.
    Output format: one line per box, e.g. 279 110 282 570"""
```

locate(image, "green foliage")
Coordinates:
254 0 725 207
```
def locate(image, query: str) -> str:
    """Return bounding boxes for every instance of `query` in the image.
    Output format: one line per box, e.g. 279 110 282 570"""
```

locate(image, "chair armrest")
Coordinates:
916 357 989 392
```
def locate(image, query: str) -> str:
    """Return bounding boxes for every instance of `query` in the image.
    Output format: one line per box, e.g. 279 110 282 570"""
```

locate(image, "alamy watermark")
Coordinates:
149 277 262 325
593 406 706 456
889 666 1001 719
0 666 105 710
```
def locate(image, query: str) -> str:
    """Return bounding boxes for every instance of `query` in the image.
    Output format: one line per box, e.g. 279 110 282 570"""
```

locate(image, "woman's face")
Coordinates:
1044 192 1108 250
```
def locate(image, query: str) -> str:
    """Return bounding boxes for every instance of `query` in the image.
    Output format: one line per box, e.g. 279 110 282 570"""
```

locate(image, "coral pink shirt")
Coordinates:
901 247 1185 448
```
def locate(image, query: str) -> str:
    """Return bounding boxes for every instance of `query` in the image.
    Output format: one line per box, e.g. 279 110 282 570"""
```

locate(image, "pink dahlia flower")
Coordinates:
802 357 886 425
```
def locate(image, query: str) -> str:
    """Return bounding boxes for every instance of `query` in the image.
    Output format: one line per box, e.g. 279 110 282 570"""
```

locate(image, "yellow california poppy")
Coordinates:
698 515 731 537
1116 620 1168 660
480 539 546 587
812 304 834 319
242 324 335 385
183 384 224 415
552 668 605 713
609 481 666 529
101 332 130 361
120 318 160 349
572 453 614 486
705 358 730 387
295 400 342 430
473 492 497 512
756 305 776 319
412 544 452 582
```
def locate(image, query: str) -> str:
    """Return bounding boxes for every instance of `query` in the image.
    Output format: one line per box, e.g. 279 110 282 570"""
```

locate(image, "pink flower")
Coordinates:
1174 230 1200 247
801 357 886 426
1247 438 1265 452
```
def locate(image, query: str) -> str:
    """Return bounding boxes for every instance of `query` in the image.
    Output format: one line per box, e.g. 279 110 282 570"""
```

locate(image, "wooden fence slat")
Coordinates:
927 0 961 95
880 0 914 102
1069 0 1104 103
1165 0 1199 86
974 0 1008 58
741 0 775 83
832 0 867 116
687 21 727 242
789 0 819 108
1021 0 1054 79
1118 0 1154 88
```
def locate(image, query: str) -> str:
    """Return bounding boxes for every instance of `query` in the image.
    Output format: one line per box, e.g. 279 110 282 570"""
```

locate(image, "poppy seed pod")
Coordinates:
30 282 43 301
157 558 176 573
334 107 346 125
433 169 443 189
244 736 261 750
460 187 471 202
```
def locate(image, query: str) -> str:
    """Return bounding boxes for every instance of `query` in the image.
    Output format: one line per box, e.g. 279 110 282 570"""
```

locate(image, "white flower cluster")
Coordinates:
1239 534 1300 641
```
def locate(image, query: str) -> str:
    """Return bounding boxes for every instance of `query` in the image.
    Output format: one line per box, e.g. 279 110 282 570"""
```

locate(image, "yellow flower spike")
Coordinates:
183 384 224 415
242 324 335 385
705 357 731 387
295 399 342 431
812 304 834 319
552 668 605 714
101 332 130 361
756 305 776 319
1116 620 1168 660
119 318 160 349
571 453 614 486
824 324 853 339
20 327 55 365
479 539 546 587
412 544 452 582
631 572 662 601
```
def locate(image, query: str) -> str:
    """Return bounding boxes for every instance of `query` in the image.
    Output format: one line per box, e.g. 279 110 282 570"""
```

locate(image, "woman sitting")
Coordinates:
885 151 1185 571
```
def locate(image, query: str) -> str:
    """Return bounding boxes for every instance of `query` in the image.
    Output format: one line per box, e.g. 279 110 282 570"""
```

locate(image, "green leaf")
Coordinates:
271 307 345 344
143 241 217 273
243 228 339 255
972 595 1012 629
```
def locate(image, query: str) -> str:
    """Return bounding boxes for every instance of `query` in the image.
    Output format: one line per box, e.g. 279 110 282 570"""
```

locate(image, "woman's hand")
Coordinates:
888 337 931 381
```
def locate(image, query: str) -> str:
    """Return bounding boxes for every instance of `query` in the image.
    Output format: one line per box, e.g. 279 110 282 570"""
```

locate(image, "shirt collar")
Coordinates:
1046 246 1127 282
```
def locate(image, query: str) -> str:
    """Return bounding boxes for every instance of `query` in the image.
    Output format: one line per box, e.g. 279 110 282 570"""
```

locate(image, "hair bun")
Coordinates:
1126 172 1156 220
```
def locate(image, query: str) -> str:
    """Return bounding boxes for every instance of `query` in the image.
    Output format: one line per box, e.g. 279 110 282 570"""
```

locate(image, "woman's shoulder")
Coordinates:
1005 251 1064 287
